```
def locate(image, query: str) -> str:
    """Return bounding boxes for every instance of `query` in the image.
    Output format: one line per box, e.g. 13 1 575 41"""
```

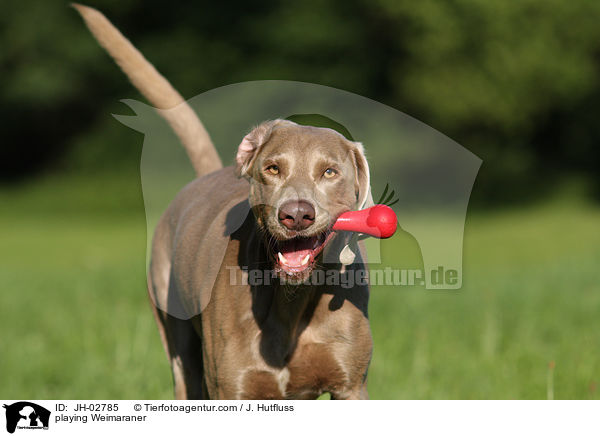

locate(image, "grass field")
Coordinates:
1 171 599 399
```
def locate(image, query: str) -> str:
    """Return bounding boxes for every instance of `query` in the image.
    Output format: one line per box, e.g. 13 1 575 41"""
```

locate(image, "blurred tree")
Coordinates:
1 0 599 204
370 0 600 202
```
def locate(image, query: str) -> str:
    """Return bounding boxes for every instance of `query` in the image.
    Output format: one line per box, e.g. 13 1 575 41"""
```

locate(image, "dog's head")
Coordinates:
236 119 370 283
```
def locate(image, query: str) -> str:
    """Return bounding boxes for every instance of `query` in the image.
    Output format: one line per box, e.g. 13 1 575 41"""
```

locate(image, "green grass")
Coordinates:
1 172 599 399
0 172 171 399
369 199 600 399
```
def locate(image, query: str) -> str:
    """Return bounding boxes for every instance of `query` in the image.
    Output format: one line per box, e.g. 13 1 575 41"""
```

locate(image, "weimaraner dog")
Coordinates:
76 4 373 399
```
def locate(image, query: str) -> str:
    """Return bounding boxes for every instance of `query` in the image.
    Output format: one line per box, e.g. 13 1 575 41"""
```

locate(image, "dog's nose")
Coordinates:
278 200 315 230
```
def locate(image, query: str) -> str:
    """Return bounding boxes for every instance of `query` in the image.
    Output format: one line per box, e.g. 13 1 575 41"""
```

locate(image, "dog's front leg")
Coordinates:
331 382 369 400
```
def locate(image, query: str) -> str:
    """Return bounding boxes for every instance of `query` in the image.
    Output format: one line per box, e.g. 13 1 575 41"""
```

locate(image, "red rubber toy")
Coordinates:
333 204 397 239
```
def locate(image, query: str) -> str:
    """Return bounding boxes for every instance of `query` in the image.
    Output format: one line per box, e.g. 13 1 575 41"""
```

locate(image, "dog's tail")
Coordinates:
72 3 222 177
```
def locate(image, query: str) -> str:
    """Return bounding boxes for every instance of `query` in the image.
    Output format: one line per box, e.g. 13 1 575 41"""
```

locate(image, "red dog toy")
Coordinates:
333 204 397 239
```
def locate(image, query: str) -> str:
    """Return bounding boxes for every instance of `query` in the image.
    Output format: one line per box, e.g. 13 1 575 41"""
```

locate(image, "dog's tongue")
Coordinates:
279 237 315 266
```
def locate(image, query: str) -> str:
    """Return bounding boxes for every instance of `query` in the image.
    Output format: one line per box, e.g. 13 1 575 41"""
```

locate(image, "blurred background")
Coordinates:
1 0 599 399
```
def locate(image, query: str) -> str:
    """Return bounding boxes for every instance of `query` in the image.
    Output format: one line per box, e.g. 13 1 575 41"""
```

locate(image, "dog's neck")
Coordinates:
252 234 325 367
258 281 320 367
240 213 343 367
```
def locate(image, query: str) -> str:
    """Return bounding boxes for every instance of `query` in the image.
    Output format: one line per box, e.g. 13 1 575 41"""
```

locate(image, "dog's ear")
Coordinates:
348 141 372 210
235 119 295 179
338 140 372 266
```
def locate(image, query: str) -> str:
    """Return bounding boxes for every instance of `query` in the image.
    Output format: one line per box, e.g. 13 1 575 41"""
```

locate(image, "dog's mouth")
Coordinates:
272 231 336 278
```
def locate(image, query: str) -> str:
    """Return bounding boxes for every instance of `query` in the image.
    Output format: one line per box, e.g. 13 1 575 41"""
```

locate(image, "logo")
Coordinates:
3 402 50 434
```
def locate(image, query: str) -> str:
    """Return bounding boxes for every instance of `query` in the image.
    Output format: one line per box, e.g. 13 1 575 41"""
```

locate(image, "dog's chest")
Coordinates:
237 324 352 400
284 339 349 399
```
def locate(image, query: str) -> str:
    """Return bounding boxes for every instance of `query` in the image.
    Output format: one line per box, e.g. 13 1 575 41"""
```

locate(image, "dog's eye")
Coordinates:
323 168 337 178
266 165 279 175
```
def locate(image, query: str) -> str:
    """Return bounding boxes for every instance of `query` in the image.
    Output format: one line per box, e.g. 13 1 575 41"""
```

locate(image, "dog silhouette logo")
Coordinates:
2 402 50 433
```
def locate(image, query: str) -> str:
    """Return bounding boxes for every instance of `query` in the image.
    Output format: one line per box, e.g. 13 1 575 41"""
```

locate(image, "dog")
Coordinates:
75 4 373 399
